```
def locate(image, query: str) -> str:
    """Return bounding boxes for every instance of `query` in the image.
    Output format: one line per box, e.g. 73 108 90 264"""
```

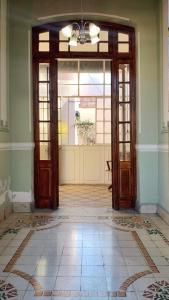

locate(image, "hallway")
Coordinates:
0 210 168 299
59 185 112 208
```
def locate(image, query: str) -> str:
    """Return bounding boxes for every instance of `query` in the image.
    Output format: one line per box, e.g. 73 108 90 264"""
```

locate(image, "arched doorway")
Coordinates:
32 21 136 210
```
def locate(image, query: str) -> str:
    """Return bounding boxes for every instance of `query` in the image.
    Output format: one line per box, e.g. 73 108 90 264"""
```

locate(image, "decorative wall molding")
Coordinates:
0 177 10 196
136 144 168 152
158 144 169 152
0 143 167 152
37 12 130 22
157 205 169 225
0 143 35 151
0 191 7 206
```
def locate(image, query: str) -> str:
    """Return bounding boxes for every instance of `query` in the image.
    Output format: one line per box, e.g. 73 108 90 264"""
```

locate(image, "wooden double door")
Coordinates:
33 21 136 210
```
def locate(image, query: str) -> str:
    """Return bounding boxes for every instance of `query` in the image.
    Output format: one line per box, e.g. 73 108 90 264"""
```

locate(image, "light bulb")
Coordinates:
91 36 100 44
69 35 78 46
89 23 100 37
61 25 73 38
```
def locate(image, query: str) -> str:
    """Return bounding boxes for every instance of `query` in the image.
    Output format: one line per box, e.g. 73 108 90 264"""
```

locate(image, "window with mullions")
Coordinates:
38 63 51 160
57 59 111 145
59 30 109 53
118 64 131 161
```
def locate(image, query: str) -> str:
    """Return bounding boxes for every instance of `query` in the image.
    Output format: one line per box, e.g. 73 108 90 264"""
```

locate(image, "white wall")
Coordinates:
59 145 111 184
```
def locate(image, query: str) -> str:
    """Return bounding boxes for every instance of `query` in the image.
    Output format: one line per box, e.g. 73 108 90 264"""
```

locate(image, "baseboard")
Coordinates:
11 191 33 212
136 203 158 214
157 206 169 225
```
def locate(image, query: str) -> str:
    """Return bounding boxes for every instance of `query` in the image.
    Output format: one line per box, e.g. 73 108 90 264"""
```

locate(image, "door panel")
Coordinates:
119 162 131 197
38 165 52 198
117 62 135 208
33 59 58 209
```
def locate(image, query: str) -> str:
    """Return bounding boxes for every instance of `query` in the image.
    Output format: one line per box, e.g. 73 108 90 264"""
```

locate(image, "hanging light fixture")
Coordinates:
61 21 100 46
61 0 100 46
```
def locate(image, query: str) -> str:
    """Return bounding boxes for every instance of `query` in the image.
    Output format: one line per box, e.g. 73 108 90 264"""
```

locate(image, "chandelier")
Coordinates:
61 21 100 46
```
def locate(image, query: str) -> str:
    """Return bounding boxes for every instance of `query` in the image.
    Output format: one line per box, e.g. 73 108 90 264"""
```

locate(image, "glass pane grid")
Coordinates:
40 142 50 160
59 42 69 51
118 33 129 42
38 63 51 161
58 59 111 145
39 42 50 52
58 29 109 53
118 43 129 53
39 103 50 121
39 122 50 140
118 63 131 161
119 143 130 161
39 63 49 81
39 32 49 41
99 43 109 52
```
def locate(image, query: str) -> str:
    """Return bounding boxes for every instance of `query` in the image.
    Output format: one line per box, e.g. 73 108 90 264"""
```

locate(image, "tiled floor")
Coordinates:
0 209 168 299
59 185 112 208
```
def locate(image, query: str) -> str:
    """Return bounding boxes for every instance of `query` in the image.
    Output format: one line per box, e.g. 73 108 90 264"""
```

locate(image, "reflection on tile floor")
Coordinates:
0 210 168 299
59 185 112 208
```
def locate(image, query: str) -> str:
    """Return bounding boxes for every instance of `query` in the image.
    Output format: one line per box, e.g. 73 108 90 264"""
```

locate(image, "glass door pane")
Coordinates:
38 63 51 160
118 63 131 161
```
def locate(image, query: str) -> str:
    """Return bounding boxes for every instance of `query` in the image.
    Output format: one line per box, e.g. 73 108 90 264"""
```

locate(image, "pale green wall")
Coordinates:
11 151 33 191
0 0 10 192
8 0 160 207
156 0 169 213
9 0 33 192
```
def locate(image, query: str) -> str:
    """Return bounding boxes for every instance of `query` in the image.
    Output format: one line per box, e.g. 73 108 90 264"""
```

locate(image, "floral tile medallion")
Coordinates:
0 280 17 299
14 215 55 228
143 280 169 299
112 216 155 229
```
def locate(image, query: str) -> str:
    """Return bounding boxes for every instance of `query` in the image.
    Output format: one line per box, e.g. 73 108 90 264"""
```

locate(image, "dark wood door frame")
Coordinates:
32 21 136 210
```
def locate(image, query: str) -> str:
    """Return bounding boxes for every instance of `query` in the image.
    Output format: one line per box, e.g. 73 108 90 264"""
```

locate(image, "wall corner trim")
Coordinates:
157 205 169 225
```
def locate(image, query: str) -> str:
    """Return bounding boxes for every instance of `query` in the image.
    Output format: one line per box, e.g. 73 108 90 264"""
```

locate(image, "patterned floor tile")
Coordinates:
59 185 112 208
0 189 168 298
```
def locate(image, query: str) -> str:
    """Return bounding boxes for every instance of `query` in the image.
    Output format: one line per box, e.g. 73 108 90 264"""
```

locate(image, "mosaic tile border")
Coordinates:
1 221 161 298
13 215 55 229
119 270 153 297
147 226 169 247
11 270 43 294
2 213 169 299
131 231 159 273
3 230 34 273
112 216 155 230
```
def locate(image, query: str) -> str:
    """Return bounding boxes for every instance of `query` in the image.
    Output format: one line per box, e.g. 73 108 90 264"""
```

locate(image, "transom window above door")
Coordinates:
37 24 131 56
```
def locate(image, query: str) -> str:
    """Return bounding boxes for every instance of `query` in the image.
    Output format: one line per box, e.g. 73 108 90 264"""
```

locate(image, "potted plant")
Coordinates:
75 111 95 145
